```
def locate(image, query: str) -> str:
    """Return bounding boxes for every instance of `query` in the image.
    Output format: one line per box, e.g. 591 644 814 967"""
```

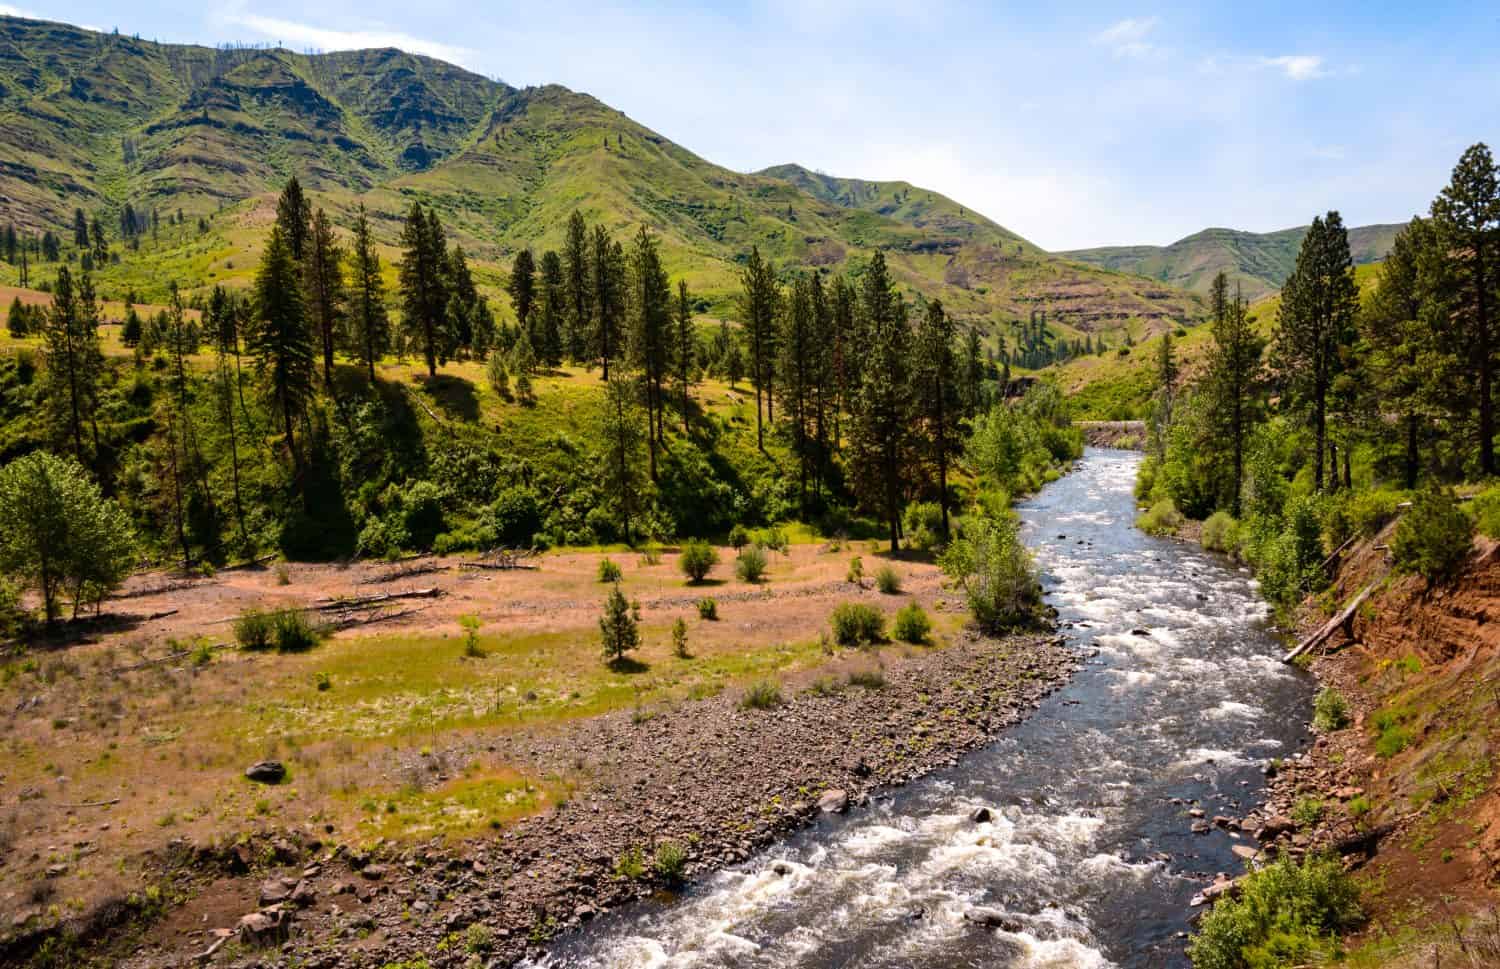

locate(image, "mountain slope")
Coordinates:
0 14 1204 341
1062 223 1402 300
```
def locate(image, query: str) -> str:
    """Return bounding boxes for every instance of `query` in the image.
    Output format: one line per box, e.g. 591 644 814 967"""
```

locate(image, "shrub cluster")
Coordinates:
892 602 931 643
678 540 719 583
234 607 325 652
1187 853 1361 969
830 602 884 646
1200 511 1239 554
1311 688 1350 732
1136 499 1183 537
939 514 1041 633
734 545 768 583
1391 488 1472 581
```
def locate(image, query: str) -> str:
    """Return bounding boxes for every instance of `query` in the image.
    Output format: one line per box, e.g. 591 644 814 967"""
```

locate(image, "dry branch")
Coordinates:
1283 581 1378 663
311 588 443 610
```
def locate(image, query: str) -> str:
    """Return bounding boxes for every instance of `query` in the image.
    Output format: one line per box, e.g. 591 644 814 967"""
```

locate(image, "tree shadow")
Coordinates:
607 656 651 675
421 374 480 423
686 578 727 588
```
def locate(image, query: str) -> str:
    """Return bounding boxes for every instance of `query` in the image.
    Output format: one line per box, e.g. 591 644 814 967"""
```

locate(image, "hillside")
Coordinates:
0 14 1203 341
1061 223 1401 300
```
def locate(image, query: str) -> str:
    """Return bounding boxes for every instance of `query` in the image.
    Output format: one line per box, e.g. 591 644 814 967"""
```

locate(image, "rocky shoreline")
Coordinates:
97 629 1077 969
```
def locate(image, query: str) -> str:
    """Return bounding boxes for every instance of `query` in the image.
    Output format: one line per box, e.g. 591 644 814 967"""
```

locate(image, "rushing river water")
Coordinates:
534 449 1313 969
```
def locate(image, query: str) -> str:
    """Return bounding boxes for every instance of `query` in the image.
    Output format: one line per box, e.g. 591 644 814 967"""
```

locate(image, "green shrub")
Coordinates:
679 541 719 583
1187 853 1361 969
1136 499 1183 536
671 617 689 658
488 487 541 547
757 526 789 553
892 603 931 643
939 515 1042 633
1372 706 1413 758
597 558 623 583
902 502 945 552
233 608 274 650
846 555 864 585
847 667 886 689
1391 488 1472 581
653 841 687 882
486 354 510 399
1312 688 1350 732
313 671 332 691
614 846 646 879
235 607 324 652
728 524 750 549
696 597 718 620
1471 485 1500 540
830 602 885 646
1346 795 1371 818
638 541 663 566
599 586 640 664
741 679 783 710
460 615 485 658
735 545 768 583
1200 512 1239 554
1348 488 1405 538
874 564 902 594
1292 796 1325 827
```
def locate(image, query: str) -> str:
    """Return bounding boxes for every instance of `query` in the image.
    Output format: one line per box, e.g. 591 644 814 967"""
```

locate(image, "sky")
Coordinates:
4 0 1498 250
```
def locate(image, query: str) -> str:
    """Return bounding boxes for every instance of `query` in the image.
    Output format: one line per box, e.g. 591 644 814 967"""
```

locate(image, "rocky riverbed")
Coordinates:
102 629 1076 969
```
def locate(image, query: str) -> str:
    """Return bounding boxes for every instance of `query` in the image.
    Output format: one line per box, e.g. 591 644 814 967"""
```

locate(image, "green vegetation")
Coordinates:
847 667 886 690
679 540 719 583
233 606 325 653
1390 488 1473 580
874 564 902 594
1372 706 1414 758
1136 499 1184 537
597 558 623 583
892 603 932 644
940 514 1042 633
1188 853 1362 969
1312 688 1350 732
829 603 885 646
598 586 641 665
671 617 690 659
735 545 769 583
696 597 718 620
740 679 783 710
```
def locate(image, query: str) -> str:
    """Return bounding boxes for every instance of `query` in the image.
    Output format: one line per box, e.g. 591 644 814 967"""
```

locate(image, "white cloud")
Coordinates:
1260 54 1326 81
0 4 38 17
221 10 475 65
1094 16 1160 58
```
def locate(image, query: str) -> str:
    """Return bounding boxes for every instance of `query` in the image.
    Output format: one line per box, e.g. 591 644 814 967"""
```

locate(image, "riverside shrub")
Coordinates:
734 545 768 582
1136 499 1183 537
1200 512 1239 554
1391 488 1472 581
1187 853 1361 969
939 514 1041 632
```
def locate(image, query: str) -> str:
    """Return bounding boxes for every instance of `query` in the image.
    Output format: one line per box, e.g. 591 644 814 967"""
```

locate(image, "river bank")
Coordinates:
90 628 1076 969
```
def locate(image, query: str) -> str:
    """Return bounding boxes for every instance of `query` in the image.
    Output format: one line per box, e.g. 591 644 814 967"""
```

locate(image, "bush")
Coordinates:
1312 688 1350 732
874 564 902 594
892 603 931 643
679 540 719 583
488 487 541 547
597 558 623 583
847 667 885 689
460 615 485 658
1187 853 1361 969
1391 488 1472 581
696 597 718 620
653 841 687 882
1372 706 1413 758
741 679 782 710
728 524 750 549
1200 511 1239 555
486 354 510 400
638 541 663 566
846 555 864 585
1292 796 1325 827
671 616 689 658
1348 488 1405 538
903 502 945 552
234 607 324 653
1136 499 1183 537
830 602 884 646
614 846 645 879
735 545 768 583
599 585 640 664
1471 485 1500 540
758 526 789 553
939 515 1041 633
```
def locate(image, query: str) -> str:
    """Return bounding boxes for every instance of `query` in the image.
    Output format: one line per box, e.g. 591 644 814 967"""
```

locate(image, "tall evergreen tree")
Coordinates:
508 248 536 333
1273 212 1359 491
398 203 448 377
848 252 912 554
41 267 104 467
304 208 344 389
829 275 857 453
536 250 565 367
739 246 779 450
562 211 592 361
601 376 645 545
275 176 312 262
627 227 672 481
1363 218 1437 489
72 208 88 249
207 287 251 552
249 226 315 470
345 205 391 383
1430 143 1500 475
1206 283 1264 514
914 297 964 539
674 279 695 433
590 226 626 380
778 276 816 514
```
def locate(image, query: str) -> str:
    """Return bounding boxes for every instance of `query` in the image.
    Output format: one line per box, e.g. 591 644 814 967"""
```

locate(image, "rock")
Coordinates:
360 863 388 880
291 880 318 907
1212 816 1238 830
1254 816 1295 842
969 807 993 824
244 761 286 784
1191 820 1212 834
237 907 291 947
964 906 1023 932
1187 808 1205 819
817 789 849 814
258 877 295 906
44 863 68 878
574 904 596 921
1131 628 1151 637
771 861 794 876
1231 845 1259 861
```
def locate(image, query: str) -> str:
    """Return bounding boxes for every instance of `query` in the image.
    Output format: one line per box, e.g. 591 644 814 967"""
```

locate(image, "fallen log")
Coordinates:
326 605 429 630
1283 582 1378 663
312 588 443 610
109 642 231 673
62 798 121 809
361 561 444 584
1317 534 1358 575
459 559 539 571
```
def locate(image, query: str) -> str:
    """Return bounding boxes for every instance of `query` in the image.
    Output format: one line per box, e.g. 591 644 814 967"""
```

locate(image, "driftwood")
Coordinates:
109 642 231 674
460 548 540 571
326 605 429 630
1334 821 1395 856
361 560 444 584
62 798 121 809
311 588 443 610
1284 582 1378 663
111 581 199 601
1318 534 1358 575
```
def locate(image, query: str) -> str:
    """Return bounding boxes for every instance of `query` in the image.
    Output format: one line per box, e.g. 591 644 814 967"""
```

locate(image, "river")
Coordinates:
531 448 1313 968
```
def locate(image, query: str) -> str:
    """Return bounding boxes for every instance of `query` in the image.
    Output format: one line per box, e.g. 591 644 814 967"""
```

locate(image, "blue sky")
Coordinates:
5 0 1497 249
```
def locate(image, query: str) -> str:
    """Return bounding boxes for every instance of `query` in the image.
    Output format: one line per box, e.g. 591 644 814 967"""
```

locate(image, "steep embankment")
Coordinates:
1253 520 1500 954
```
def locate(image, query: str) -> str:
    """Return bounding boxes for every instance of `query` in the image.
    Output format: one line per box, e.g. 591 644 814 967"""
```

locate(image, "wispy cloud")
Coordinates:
1260 54 1326 81
0 4 39 18
221 10 475 65
1094 16 1160 58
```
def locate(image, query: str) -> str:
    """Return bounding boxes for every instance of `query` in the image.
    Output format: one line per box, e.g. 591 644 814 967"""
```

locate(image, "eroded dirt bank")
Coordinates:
49 629 1074 969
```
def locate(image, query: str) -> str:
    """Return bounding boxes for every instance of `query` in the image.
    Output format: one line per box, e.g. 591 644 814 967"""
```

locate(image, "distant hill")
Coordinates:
1061 223 1403 300
0 14 1203 343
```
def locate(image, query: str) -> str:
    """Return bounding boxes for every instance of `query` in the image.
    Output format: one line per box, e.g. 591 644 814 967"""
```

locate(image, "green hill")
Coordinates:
0 14 1203 342
1061 223 1402 300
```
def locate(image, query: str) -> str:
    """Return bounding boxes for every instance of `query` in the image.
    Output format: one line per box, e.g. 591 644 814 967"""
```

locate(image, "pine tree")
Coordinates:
1363 218 1437 489
90 217 107 265
590 226 626 380
345 206 390 383
808 273 834 498
444 244 482 357
398 203 448 377
627 227 672 481
161 283 218 565
536 250 565 367
275 176 312 262
249 226 315 469
1206 282 1264 514
674 279 695 433
914 298 964 538
304 208 344 389
507 248 536 333
40 267 104 466
778 275 816 513
848 252 912 554
562 211 592 361
72 208 88 249
829 276 857 453
207 287 251 553
1273 212 1359 491
961 324 984 419
1430 143 1500 475
601 376 645 544
739 246 779 450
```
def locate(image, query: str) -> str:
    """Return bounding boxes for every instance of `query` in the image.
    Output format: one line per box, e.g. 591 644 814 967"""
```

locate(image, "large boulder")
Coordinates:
817 789 849 814
237 906 292 947
244 761 286 784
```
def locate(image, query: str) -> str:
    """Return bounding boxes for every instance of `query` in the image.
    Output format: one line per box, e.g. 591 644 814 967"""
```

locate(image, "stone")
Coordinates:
963 906 1023 932
969 806 993 824
244 761 286 784
1254 816 1295 841
258 877 295 906
1191 820 1212 834
360 863 388 881
291 880 318 907
237 907 291 947
817 789 849 814
1212 816 1238 830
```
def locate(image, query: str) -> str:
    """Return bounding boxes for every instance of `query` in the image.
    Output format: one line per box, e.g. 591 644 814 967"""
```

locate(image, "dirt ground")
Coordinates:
0 539 1066 966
